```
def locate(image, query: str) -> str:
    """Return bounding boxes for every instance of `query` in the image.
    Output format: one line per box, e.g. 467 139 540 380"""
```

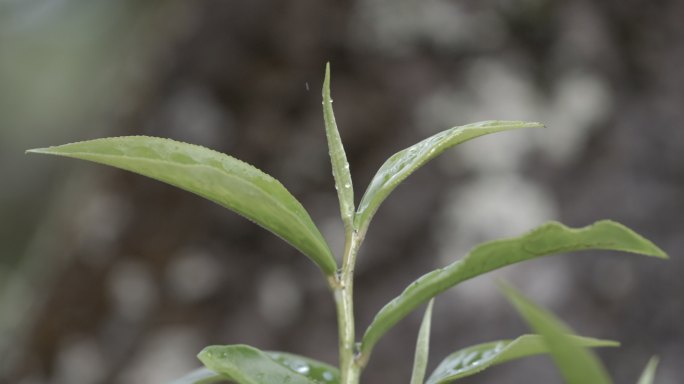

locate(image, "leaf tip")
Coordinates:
26 147 50 155
595 220 669 259
323 62 331 95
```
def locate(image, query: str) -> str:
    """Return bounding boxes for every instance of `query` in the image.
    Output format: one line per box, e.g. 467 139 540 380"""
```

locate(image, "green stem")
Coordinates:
332 227 364 384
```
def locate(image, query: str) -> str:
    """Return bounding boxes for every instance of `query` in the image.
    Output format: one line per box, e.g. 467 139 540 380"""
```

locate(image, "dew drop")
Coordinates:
322 371 335 381
290 360 310 375
344 183 351 188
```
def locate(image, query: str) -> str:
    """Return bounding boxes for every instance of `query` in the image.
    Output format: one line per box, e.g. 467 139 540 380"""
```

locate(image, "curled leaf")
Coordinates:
322 63 355 230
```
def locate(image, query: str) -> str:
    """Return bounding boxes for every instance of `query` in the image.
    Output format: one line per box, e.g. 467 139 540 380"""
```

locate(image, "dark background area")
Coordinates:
1 1 682 383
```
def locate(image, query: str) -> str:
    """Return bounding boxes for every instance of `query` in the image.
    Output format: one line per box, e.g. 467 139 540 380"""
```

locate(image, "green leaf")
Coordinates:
198 345 340 384
170 367 230 384
501 283 613 384
28 137 337 275
411 299 434 384
637 356 659 384
266 351 340 384
360 220 666 359
323 63 355 230
425 335 618 383
354 120 543 233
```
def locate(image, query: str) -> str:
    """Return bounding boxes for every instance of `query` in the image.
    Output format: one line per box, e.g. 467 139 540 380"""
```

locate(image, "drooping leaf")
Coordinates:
360 220 666 359
637 356 660 384
426 335 618 383
501 283 613 384
28 137 337 275
322 63 355 230
354 120 544 233
170 367 230 384
410 299 434 384
198 345 340 384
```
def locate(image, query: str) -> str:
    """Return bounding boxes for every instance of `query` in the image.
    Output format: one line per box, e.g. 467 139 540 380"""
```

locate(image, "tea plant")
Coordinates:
28 64 666 384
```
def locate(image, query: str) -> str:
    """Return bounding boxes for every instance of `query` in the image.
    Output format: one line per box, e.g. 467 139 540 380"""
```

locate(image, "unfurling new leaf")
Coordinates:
323 63 355 230
28 137 337 276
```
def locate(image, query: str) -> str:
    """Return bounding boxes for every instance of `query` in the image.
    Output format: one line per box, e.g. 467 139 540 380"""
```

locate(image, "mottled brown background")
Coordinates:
1 1 682 383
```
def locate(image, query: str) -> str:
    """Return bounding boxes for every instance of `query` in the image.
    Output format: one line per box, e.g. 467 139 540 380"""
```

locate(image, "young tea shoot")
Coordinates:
28 64 667 384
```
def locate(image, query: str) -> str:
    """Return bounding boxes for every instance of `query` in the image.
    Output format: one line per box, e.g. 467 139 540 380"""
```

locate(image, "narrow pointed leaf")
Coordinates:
411 299 434 384
354 120 544 233
501 283 613 384
323 63 355 229
28 137 337 275
170 367 230 384
426 335 618 383
198 345 340 384
637 356 659 384
361 220 666 358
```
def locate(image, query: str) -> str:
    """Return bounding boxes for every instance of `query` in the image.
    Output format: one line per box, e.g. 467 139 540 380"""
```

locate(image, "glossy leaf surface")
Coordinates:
322 63 354 229
354 120 543 232
199 345 340 384
28 137 337 275
361 220 666 357
170 367 230 384
637 357 659 384
410 299 434 384
426 335 618 383
502 284 613 384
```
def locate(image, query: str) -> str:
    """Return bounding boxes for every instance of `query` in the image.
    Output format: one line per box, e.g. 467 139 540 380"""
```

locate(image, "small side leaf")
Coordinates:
637 356 659 384
411 299 434 384
28 137 337 275
323 63 355 229
426 335 618 383
198 345 340 384
354 120 543 233
501 283 613 384
360 220 666 359
170 367 230 384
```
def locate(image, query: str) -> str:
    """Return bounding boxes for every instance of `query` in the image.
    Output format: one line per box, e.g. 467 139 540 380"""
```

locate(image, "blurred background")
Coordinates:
1 0 682 383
